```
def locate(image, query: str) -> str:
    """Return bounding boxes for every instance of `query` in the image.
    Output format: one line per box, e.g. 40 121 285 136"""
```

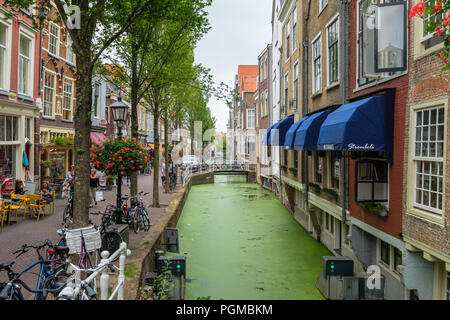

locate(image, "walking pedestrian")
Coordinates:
126 175 130 187
89 169 100 207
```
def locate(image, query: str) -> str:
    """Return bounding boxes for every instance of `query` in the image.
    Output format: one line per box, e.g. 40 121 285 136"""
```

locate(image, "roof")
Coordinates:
238 65 258 94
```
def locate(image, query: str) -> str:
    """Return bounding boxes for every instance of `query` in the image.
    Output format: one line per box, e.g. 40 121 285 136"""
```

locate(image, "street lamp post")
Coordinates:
110 95 129 224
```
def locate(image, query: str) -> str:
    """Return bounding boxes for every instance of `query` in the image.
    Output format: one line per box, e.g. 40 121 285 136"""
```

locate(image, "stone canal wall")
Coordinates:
124 171 212 300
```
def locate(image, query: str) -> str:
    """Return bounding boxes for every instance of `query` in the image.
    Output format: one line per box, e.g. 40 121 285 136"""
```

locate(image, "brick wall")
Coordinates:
402 8 450 255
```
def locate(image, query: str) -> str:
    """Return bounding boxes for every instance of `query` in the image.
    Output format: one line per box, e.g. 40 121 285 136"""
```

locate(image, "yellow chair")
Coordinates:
0 200 10 232
27 194 46 222
8 193 26 224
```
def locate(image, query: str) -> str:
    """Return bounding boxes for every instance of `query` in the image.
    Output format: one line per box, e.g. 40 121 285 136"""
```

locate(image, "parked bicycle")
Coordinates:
62 194 73 228
89 210 123 257
128 191 151 233
0 241 67 300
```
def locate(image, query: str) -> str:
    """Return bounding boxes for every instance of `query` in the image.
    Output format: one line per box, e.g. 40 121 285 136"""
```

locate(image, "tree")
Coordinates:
4 0 159 228
102 0 211 201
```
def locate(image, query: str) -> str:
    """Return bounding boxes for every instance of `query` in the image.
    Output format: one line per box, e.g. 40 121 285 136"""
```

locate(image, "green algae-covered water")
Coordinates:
176 175 331 300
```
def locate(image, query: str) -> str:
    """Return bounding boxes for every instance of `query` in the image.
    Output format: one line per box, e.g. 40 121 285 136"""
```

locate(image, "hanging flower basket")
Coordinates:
90 137 150 177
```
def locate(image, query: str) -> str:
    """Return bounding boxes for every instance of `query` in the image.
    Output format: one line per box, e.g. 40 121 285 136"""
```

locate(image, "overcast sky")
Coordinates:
194 0 273 133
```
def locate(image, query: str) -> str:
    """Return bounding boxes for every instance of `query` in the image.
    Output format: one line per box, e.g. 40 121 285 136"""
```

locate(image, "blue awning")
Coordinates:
293 110 332 151
263 124 276 146
269 115 294 146
317 95 393 162
284 116 310 150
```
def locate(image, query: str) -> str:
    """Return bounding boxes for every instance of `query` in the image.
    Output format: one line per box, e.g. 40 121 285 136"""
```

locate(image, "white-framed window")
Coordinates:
319 0 329 13
93 82 101 118
0 115 19 142
293 62 298 112
292 7 297 53
18 35 31 95
67 35 75 64
246 108 255 129
413 106 445 214
326 15 339 85
312 33 322 94
377 239 403 276
421 0 445 49
43 71 55 117
324 211 334 235
246 134 256 155
63 79 73 121
0 23 7 90
313 152 323 185
284 73 289 113
285 20 291 60
49 23 59 56
328 152 341 192
25 117 31 140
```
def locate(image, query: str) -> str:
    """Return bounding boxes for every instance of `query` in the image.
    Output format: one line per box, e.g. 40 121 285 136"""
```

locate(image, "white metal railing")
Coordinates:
59 242 131 300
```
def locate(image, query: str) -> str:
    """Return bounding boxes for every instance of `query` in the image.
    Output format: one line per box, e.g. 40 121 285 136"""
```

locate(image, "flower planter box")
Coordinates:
357 202 388 217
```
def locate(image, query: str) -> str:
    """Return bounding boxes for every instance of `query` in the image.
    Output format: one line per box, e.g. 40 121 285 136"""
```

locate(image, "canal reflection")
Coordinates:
175 175 331 300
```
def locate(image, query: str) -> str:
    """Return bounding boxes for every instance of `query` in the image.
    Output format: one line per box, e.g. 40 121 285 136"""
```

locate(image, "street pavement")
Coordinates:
0 169 178 299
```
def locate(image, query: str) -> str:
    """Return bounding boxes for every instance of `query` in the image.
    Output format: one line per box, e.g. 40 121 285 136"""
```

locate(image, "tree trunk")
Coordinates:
130 60 139 205
152 104 160 207
164 117 170 193
73 54 93 228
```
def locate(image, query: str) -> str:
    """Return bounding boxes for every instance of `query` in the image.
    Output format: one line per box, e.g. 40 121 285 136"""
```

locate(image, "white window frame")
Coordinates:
0 17 11 92
18 24 35 98
319 0 329 14
407 98 447 225
246 108 255 130
312 32 322 94
43 69 56 117
66 34 75 64
293 61 299 112
292 7 297 53
284 72 289 113
48 22 59 57
326 13 340 87
285 20 291 61
18 33 33 96
63 77 74 121
327 151 341 194
412 105 445 215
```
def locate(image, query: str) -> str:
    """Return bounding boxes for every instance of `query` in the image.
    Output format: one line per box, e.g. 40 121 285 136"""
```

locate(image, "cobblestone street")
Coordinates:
0 170 177 299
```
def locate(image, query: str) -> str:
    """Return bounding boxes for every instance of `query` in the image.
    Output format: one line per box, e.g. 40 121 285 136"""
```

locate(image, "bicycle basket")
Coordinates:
66 226 102 254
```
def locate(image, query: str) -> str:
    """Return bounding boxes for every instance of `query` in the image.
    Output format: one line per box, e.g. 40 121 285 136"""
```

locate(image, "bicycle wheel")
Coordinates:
62 205 72 228
99 231 122 259
0 283 22 300
132 214 140 234
141 208 150 231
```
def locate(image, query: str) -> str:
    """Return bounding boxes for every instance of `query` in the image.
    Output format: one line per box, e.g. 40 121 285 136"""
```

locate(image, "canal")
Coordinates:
175 175 331 300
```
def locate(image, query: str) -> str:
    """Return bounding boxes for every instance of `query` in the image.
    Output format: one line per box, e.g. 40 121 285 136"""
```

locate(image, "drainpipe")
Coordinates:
279 45 283 202
340 0 348 254
303 38 309 203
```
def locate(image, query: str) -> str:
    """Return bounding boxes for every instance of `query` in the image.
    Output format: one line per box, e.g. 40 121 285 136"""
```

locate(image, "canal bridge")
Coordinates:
181 163 256 186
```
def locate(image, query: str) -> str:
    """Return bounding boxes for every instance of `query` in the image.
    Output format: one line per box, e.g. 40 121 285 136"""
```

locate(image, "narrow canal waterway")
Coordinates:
176 175 331 300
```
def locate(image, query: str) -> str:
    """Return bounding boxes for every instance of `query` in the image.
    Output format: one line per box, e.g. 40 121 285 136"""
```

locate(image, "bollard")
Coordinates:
117 243 130 300
100 250 110 300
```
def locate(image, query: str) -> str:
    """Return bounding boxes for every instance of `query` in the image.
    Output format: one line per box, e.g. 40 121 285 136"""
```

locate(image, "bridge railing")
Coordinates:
181 162 255 186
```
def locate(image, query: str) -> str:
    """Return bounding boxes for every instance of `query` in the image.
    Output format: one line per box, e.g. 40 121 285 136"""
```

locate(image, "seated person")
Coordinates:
12 179 27 202
40 181 54 203
14 179 27 195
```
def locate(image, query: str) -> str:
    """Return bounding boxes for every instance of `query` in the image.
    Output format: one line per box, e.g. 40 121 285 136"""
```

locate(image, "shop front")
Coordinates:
0 101 37 184
39 126 74 192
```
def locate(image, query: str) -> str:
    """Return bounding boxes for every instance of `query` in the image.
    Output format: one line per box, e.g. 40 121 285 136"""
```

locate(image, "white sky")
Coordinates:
194 0 273 133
